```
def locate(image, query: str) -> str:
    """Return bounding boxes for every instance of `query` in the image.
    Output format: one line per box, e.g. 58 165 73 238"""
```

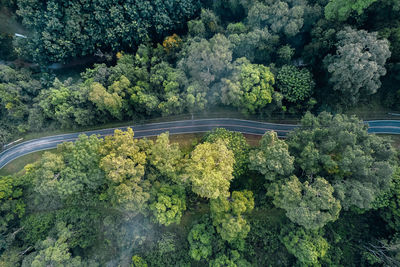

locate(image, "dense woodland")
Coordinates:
0 0 400 266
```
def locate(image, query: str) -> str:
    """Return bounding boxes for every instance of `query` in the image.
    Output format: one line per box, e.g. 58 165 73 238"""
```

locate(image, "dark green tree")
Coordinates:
277 65 315 103
324 27 391 105
269 176 341 229
287 112 395 210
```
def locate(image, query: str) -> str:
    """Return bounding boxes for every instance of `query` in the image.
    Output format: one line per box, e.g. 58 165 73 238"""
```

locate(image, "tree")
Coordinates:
99 128 150 213
184 140 235 199
280 224 329 266
325 0 378 21
228 28 279 63
150 62 187 116
26 134 104 202
277 65 315 103
27 223 81 267
132 255 148 267
269 176 341 229
88 80 126 120
203 128 250 178
324 27 391 105
149 184 186 226
178 34 233 87
184 81 209 113
147 132 183 182
220 58 275 114
249 131 294 181
277 45 295 65
16 0 200 64
0 65 41 147
187 218 216 261
209 250 251 267
287 112 395 210
381 167 400 231
38 78 97 128
210 190 254 243
187 9 223 39
0 175 25 253
247 0 305 37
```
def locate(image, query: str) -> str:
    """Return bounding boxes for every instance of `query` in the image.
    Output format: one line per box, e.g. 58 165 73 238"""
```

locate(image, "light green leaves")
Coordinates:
185 140 235 199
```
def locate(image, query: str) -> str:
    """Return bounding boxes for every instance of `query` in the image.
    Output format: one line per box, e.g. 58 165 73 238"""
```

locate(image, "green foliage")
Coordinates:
0 176 25 230
249 131 294 181
325 0 378 21
203 128 250 178
20 213 55 246
88 80 126 120
188 218 216 261
0 65 41 146
381 167 400 231
38 78 96 128
1 0 400 265
99 128 150 213
0 175 25 252
16 0 200 63
247 0 305 37
132 255 148 267
26 134 104 201
179 34 232 88
281 224 329 266
269 176 341 229
210 190 254 243
188 9 223 38
277 45 295 65
221 58 275 114
380 26 400 62
28 222 82 267
277 65 315 103
324 27 391 105
228 27 279 63
288 112 395 210
147 132 183 182
149 184 186 226
54 208 101 249
184 140 235 199
0 34 16 61
244 214 292 266
209 250 251 267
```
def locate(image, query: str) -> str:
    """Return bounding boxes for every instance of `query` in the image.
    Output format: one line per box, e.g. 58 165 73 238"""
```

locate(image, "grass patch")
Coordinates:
0 149 57 176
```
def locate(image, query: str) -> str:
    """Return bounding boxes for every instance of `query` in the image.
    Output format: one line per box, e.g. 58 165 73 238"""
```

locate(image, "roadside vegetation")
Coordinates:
1 0 400 266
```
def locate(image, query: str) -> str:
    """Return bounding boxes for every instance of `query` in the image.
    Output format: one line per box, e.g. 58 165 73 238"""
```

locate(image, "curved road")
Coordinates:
0 118 399 169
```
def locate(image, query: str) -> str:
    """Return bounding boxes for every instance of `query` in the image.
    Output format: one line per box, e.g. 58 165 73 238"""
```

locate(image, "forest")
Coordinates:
0 0 400 266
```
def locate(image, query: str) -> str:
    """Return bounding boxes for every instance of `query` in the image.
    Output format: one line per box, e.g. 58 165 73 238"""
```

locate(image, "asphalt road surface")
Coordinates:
0 118 399 169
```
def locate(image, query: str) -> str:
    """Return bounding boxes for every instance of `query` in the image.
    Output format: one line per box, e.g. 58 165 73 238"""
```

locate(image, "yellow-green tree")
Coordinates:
221 58 275 114
184 140 234 199
99 128 150 213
